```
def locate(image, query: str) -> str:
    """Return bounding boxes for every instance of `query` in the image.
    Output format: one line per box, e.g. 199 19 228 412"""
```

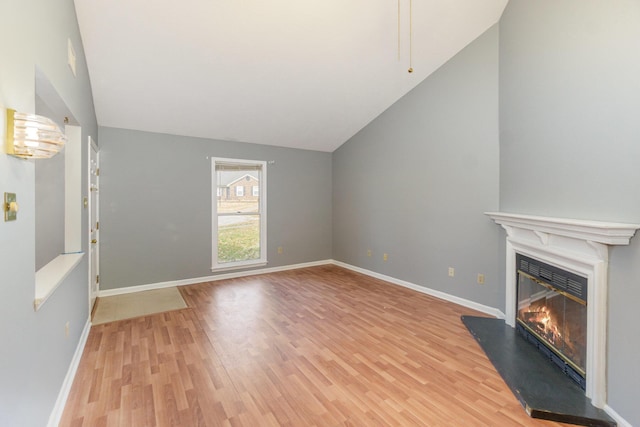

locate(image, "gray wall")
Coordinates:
34 148 66 270
333 25 501 308
98 127 332 290
0 0 97 425
499 1 640 425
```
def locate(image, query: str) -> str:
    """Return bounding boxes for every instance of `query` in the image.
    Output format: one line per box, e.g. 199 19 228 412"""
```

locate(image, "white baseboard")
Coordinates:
331 260 505 319
98 260 333 297
604 404 632 427
47 317 91 427
99 259 504 319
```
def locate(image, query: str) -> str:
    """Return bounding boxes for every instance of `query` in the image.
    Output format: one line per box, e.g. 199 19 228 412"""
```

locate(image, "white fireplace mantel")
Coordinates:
486 212 640 409
486 212 640 246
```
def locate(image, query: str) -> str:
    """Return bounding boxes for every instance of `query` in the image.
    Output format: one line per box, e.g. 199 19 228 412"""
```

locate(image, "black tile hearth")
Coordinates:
461 316 616 427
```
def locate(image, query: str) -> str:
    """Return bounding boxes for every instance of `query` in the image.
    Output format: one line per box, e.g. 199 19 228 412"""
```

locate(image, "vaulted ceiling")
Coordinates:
74 0 508 152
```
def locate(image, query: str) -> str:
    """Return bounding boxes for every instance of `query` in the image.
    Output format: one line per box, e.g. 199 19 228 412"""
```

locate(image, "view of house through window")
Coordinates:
212 158 267 270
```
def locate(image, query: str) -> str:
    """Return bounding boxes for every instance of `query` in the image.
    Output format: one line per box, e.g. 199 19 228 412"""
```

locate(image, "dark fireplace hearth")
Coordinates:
462 316 616 427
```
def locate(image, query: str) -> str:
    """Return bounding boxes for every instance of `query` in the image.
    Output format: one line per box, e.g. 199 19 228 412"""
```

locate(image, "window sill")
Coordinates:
34 252 84 311
211 261 267 273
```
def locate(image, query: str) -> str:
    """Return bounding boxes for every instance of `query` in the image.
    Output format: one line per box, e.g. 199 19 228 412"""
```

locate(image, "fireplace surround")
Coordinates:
486 212 640 409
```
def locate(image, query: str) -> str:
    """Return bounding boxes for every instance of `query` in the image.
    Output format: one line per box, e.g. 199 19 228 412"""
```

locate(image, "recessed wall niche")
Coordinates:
34 68 82 272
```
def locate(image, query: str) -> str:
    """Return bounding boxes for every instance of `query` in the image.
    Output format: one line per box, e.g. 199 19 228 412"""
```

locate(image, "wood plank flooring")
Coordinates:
61 265 573 426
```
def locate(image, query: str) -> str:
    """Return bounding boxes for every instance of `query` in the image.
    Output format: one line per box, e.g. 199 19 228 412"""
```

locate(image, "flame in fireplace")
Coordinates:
521 306 563 345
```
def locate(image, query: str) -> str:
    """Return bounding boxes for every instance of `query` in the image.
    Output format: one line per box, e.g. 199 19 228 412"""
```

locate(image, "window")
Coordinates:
212 158 267 271
252 185 259 197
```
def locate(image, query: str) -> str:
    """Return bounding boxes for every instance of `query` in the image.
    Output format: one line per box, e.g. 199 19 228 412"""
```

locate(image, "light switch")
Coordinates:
4 192 18 221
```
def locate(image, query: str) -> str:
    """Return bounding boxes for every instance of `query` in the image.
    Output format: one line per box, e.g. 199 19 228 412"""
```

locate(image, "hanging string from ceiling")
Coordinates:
398 0 414 73
408 0 413 73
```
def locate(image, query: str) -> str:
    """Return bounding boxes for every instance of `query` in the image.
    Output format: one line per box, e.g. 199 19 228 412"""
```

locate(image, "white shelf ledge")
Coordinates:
485 212 640 246
34 252 84 311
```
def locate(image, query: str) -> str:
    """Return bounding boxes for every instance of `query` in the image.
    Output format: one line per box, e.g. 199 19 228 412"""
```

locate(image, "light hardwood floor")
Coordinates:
61 265 571 426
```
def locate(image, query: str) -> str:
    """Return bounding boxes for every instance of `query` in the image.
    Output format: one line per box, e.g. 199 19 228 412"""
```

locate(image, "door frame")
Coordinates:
88 136 100 313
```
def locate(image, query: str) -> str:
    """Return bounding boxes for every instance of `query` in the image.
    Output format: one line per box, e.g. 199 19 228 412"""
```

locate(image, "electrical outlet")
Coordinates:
448 267 455 277
383 253 388 261
477 274 485 285
367 249 372 257
65 321 70 338
277 246 283 254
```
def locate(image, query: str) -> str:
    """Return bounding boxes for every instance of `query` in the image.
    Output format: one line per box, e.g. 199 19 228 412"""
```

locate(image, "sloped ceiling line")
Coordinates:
74 0 508 152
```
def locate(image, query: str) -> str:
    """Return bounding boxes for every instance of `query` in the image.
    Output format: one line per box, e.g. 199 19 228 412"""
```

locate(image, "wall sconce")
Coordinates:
4 108 67 159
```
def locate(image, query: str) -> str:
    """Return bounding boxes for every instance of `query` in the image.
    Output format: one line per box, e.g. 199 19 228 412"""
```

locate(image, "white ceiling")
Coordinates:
74 0 508 152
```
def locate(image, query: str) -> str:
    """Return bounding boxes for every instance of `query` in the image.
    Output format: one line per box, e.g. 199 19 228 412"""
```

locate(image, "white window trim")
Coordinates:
236 185 244 197
211 157 267 272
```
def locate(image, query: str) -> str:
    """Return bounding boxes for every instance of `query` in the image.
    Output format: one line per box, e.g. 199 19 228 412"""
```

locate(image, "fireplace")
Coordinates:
516 253 587 389
486 212 640 409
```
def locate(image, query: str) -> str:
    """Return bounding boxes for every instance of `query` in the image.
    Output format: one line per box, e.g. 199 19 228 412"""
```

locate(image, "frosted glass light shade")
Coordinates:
5 108 66 159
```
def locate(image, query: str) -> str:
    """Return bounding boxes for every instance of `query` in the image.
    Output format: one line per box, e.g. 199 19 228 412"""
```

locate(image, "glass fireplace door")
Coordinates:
517 271 587 376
